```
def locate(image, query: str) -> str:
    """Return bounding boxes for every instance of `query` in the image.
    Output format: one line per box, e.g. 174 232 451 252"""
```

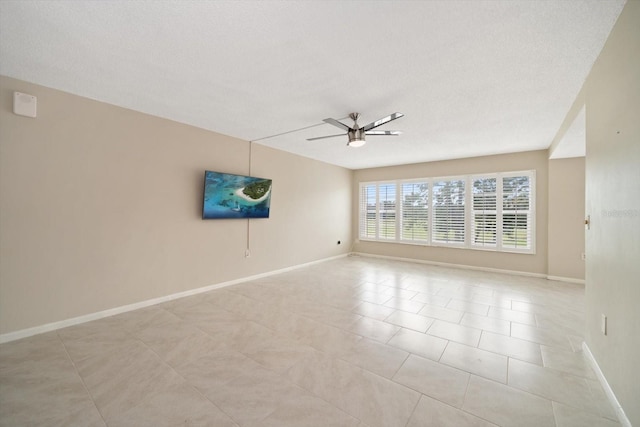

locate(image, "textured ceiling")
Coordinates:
0 1 625 169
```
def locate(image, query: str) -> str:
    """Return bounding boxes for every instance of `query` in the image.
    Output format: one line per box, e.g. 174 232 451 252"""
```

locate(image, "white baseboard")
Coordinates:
352 252 586 284
582 342 632 427
351 252 549 279
0 253 348 344
547 275 585 285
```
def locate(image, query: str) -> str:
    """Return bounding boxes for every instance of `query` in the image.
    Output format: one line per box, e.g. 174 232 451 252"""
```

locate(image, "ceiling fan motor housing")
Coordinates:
347 112 366 146
348 127 366 145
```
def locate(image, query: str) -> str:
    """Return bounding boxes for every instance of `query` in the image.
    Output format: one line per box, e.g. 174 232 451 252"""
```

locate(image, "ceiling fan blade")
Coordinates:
362 112 404 132
323 118 351 131
365 130 402 136
307 133 346 141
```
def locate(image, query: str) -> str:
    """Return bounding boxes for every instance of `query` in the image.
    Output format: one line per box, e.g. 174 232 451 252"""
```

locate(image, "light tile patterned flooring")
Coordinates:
0 256 620 426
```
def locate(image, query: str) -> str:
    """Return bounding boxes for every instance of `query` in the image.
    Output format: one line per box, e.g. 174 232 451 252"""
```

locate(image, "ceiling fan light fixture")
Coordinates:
347 139 366 148
347 128 366 147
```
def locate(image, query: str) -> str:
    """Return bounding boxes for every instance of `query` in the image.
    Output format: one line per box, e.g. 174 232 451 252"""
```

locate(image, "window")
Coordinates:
360 184 376 240
401 181 429 242
502 174 533 250
472 177 497 247
358 182 397 241
432 179 466 245
359 171 535 253
378 183 397 240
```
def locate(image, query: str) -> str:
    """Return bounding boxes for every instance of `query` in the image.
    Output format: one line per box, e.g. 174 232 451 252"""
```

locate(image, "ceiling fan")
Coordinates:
307 112 404 147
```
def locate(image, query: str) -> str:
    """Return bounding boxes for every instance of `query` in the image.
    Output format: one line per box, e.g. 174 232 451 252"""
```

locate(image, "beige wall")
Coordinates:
547 157 585 280
0 76 353 335
352 150 549 275
583 1 640 425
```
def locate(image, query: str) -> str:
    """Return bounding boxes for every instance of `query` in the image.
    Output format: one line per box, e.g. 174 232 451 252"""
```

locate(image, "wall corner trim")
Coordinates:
582 342 632 427
0 253 349 344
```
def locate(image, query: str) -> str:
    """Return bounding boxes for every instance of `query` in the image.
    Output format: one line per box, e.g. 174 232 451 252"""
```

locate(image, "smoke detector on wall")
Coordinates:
13 91 37 118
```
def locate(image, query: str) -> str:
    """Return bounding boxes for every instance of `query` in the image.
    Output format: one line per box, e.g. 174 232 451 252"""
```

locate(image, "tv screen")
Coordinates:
202 171 272 219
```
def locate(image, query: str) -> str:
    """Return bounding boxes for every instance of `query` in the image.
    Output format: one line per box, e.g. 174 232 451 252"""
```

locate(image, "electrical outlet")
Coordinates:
244 249 251 258
601 314 607 335
581 252 586 260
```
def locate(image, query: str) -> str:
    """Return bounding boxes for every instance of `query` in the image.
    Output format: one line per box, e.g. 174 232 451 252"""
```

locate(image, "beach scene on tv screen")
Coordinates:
203 171 272 219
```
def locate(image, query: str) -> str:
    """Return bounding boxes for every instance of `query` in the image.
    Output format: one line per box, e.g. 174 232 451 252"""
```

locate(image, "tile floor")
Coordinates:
0 256 620 426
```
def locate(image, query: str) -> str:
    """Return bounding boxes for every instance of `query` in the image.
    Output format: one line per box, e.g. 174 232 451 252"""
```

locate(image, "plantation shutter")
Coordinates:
432 179 465 245
378 183 397 240
472 177 497 247
359 184 377 239
400 182 429 242
502 174 533 250
358 171 534 253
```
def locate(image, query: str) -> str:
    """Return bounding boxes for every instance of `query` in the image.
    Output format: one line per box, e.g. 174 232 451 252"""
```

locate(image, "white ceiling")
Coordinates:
0 1 625 170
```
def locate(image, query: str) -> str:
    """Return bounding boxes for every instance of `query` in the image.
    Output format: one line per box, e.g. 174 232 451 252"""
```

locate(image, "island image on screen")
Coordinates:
202 171 272 219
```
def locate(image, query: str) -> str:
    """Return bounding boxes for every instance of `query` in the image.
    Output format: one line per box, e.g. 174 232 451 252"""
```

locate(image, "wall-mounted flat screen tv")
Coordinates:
202 170 272 219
